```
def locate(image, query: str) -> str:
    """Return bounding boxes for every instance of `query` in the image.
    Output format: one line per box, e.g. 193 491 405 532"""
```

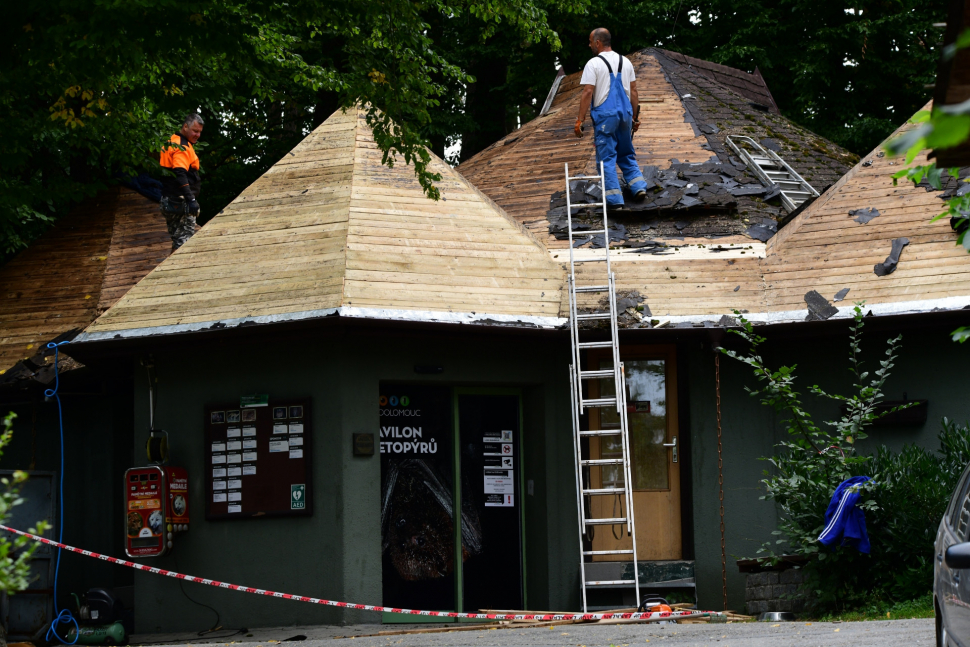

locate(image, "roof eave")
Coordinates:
75 306 569 344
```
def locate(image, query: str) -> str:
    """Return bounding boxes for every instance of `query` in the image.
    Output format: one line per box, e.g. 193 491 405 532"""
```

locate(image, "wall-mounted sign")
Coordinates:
353 433 375 456
205 397 312 520
240 394 269 408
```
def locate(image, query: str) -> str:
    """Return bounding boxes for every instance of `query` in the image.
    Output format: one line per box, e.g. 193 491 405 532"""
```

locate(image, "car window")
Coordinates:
950 462 970 535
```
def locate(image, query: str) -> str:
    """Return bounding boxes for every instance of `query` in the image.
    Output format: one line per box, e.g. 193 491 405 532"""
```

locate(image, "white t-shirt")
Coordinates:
580 51 636 108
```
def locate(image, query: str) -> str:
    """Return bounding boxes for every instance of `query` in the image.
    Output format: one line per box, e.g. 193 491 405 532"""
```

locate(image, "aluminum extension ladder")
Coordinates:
564 162 641 612
725 135 820 212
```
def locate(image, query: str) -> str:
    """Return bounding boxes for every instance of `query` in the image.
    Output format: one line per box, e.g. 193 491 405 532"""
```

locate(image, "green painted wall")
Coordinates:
685 321 970 612
0 371 135 615
128 326 577 633
17 314 967 629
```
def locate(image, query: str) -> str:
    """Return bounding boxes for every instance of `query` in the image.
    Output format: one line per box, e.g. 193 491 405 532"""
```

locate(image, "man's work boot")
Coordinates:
629 178 648 201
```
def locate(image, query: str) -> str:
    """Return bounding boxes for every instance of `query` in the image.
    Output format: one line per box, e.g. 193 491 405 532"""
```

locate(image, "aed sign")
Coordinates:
291 484 306 510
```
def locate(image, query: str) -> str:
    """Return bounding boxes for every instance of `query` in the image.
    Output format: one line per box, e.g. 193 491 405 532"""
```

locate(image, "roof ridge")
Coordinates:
651 48 780 113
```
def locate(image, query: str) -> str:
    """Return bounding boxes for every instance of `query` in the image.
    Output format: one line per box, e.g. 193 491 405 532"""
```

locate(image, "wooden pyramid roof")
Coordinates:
80 108 565 341
0 187 170 381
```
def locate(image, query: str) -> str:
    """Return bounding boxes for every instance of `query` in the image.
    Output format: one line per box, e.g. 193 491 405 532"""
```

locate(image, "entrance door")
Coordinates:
457 392 523 612
586 346 681 560
380 386 523 617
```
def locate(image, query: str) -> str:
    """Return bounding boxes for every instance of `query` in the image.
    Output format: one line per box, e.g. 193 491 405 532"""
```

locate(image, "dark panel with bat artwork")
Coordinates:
380 385 524 614
204 399 312 520
380 385 474 612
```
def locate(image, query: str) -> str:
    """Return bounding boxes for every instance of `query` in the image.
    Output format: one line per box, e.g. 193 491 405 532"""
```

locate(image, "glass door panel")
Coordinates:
595 359 669 491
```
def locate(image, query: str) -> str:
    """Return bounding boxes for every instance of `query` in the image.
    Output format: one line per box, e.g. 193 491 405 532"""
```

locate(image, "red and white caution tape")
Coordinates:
0 525 718 622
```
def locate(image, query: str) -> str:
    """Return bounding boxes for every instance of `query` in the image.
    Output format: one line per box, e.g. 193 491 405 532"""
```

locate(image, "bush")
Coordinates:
724 305 970 611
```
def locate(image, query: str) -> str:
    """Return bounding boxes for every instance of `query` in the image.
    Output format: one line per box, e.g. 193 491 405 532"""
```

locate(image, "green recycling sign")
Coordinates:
291 484 306 510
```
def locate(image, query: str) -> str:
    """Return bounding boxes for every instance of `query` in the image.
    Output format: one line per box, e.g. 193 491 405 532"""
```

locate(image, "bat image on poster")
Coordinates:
381 459 482 581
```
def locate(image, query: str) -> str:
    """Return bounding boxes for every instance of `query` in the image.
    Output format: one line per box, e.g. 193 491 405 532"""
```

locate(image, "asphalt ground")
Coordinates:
132 617 934 646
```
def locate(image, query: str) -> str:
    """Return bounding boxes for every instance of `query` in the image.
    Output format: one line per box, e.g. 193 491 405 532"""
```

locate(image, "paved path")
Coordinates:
134 618 933 647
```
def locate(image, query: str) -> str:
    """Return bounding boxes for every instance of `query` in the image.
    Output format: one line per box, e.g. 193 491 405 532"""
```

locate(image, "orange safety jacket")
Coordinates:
160 134 201 201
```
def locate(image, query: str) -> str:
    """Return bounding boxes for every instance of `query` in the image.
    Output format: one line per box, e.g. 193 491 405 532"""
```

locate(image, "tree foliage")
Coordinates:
443 0 945 161
1 0 581 256
722 307 970 608
0 413 49 595
1 0 946 258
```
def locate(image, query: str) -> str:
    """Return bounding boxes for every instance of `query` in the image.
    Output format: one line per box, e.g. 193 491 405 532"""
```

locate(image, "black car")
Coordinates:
936 462 970 646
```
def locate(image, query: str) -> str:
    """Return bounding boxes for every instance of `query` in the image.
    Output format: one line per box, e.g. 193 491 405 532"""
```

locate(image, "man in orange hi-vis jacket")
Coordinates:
159 113 204 249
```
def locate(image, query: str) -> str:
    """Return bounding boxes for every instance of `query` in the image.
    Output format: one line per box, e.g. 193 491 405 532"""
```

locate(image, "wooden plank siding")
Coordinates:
85 108 566 335
0 187 170 372
98 189 172 310
763 102 970 312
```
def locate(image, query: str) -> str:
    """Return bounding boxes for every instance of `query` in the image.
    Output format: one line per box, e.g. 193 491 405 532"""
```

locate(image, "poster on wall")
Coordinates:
379 385 482 612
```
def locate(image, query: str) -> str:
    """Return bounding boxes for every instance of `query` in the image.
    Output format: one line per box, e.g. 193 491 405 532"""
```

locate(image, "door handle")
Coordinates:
664 436 678 463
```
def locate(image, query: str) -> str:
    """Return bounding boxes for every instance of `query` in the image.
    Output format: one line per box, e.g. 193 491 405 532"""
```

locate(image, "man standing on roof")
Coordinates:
159 113 204 250
574 28 647 207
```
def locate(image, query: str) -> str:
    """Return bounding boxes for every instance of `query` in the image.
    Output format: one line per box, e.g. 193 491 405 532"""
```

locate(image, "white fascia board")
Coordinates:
74 307 569 343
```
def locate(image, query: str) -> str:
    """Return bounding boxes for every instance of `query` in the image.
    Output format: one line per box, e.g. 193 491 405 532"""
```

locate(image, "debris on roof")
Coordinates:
850 207 881 224
834 288 850 302
458 47 855 250
874 237 911 276
804 290 839 321
0 330 83 388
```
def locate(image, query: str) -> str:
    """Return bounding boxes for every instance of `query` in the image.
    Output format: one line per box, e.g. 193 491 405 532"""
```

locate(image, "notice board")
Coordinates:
204 398 312 520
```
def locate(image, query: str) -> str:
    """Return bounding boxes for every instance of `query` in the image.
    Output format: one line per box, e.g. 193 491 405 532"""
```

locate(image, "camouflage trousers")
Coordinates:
160 197 200 250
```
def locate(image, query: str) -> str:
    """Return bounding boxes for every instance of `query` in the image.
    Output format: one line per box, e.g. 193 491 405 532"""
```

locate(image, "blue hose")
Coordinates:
43 341 78 644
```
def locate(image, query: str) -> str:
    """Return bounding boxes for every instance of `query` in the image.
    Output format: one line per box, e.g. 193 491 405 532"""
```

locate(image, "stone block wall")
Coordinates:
744 568 811 615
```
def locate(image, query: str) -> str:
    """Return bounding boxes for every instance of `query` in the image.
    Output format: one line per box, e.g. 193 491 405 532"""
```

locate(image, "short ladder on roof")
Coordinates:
564 162 641 613
726 135 820 212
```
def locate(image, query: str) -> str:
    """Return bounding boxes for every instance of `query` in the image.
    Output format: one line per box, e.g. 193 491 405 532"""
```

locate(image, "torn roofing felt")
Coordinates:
459 47 857 249
80 107 566 340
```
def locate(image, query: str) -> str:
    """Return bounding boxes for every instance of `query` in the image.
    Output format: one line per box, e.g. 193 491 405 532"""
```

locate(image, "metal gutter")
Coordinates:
653 294 970 327
73 293 970 345
74 307 570 343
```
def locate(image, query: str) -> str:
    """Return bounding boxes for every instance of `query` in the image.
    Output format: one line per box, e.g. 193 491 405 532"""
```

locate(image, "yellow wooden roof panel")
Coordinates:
86 109 566 335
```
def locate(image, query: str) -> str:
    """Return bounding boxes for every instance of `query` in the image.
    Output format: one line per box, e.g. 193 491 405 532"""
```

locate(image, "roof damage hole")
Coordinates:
804 290 839 321
849 207 880 224
873 237 910 276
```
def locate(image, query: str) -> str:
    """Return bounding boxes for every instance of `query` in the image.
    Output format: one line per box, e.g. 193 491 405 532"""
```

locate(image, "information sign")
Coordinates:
204 397 312 520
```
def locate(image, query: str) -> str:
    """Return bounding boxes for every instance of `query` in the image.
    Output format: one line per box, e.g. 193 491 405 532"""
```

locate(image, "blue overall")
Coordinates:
590 55 647 206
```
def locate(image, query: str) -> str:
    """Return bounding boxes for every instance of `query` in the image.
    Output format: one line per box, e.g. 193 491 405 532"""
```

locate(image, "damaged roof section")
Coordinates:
547 158 784 243
459 47 857 250
564 102 970 328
